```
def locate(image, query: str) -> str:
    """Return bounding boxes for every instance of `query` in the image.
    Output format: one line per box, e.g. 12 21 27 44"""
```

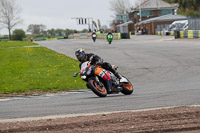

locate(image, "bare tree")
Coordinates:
109 0 132 14
0 0 22 40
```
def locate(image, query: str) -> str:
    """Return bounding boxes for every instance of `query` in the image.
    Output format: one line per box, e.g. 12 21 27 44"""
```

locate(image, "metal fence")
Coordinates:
155 24 170 35
117 25 128 33
188 17 200 30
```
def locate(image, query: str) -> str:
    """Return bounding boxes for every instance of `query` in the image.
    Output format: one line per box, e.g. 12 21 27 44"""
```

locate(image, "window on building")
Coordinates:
141 10 153 17
117 15 123 20
159 9 172 16
149 10 153 16
117 14 129 22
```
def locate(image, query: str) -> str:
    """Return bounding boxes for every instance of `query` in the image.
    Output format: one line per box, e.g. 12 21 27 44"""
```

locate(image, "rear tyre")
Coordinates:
121 76 134 95
88 77 107 97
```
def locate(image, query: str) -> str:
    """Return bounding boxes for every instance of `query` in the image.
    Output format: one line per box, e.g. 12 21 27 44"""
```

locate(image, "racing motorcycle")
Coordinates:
107 34 113 44
73 61 134 97
92 33 97 42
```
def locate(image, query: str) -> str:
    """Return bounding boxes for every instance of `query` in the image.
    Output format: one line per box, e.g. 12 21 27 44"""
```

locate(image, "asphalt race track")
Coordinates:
0 35 200 120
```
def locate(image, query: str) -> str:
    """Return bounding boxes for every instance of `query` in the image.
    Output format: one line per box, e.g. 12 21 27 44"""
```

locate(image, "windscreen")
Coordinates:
81 61 88 71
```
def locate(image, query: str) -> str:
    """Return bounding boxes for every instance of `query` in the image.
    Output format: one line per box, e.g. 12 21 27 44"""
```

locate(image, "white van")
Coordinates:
169 20 188 31
164 20 188 35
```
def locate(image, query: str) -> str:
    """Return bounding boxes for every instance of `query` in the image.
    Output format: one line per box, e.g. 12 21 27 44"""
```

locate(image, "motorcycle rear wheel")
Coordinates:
88 77 107 97
121 77 134 95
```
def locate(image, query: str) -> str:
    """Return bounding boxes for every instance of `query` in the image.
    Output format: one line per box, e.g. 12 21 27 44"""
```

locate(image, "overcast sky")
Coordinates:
0 0 137 35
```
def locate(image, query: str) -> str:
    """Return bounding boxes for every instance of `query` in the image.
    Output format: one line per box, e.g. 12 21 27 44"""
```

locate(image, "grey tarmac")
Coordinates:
0 35 200 120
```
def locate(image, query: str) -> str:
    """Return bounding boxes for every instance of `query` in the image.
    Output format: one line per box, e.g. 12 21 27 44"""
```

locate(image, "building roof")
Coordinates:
132 0 178 11
135 14 187 26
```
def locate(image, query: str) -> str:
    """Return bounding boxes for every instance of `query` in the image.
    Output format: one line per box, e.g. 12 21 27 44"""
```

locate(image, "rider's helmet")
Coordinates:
75 48 86 62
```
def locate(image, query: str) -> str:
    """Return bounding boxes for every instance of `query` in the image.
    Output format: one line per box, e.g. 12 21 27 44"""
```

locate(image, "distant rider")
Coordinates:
106 32 113 38
91 31 97 42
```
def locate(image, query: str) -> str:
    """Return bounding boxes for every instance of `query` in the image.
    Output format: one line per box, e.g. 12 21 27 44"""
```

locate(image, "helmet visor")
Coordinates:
76 52 85 61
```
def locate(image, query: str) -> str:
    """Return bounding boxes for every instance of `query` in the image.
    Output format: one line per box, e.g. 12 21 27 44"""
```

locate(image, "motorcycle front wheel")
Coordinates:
93 37 96 42
121 76 134 95
88 77 107 97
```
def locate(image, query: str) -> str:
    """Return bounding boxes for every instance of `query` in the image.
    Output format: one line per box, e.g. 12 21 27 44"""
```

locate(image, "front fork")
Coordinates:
94 76 103 87
94 76 111 92
87 76 103 89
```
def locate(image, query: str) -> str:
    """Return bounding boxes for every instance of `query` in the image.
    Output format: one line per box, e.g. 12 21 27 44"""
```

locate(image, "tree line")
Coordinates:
163 0 200 16
27 24 88 37
26 24 88 37
1 25 88 41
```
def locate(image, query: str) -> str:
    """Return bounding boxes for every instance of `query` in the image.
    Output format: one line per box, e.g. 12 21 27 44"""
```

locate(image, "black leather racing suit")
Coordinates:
79 53 119 77
79 53 120 93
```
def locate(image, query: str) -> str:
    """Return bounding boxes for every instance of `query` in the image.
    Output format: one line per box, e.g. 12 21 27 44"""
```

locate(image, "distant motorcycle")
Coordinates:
92 33 97 42
107 34 113 44
73 61 134 97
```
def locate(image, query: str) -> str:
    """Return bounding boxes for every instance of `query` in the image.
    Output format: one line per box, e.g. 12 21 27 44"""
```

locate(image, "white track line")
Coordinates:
0 105 199 123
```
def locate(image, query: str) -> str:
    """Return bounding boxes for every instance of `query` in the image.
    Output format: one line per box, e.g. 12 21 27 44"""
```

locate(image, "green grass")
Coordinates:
0 41 86 94
0 41 37 47
0 39 9 42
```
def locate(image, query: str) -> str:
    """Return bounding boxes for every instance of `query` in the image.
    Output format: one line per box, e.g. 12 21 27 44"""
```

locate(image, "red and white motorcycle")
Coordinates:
73 61 134 97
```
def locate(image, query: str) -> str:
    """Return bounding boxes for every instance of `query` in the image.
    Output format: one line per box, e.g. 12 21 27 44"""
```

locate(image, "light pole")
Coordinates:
139 2 142 21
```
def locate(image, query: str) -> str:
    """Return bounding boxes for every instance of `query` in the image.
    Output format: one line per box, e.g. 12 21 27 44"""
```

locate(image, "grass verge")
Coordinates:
0 41 86 94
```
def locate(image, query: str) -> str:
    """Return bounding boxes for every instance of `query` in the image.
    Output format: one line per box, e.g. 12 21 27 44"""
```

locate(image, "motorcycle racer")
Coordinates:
75 48 122 79
91 31 97 42
106 32 113 44
107 32 113 38
75 48 123 93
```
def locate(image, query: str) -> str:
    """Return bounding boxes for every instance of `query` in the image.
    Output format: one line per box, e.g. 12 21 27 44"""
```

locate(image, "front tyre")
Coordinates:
121 76 134 95
88 77 107 97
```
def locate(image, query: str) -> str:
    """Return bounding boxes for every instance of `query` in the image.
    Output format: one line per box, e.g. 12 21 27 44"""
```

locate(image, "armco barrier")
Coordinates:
68 33 122 40
96 33 107 39
176 30 200 39
121 33 130 39
67 32 132 40
96 33 131 40
34 37 65 41
68 34 74 39
193 30 199 38
158 30 200 39
199 31 200 38
188 30 193 39
170 31 174 36
180 31 184 38
96 33 121 40
46 38 57 40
